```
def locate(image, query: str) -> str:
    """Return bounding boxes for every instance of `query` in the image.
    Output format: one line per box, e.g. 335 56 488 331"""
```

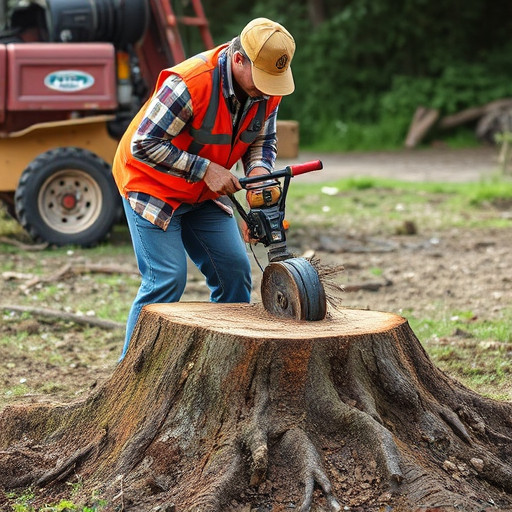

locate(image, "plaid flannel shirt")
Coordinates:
127 45 279 230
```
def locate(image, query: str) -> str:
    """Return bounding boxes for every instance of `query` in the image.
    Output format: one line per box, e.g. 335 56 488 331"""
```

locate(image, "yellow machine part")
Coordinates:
246 184 282 208
0 116 119 192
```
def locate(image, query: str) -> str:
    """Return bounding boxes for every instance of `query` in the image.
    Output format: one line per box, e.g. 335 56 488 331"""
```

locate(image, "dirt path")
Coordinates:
277 146 499 183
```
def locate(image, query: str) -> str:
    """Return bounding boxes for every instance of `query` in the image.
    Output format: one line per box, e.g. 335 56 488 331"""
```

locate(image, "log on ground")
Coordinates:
0 303 511 511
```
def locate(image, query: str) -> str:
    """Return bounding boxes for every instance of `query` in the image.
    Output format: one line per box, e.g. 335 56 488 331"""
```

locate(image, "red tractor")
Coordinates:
0 0 213 246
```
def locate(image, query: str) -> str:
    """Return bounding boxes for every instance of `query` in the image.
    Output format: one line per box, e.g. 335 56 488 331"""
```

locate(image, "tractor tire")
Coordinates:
14 147 121 247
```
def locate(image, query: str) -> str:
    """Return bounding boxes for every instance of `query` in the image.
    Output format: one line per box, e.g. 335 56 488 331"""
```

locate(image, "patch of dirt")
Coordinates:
292 226 512 323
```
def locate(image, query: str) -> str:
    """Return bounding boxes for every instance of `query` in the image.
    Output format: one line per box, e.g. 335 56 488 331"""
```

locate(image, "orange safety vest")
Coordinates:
112 44 281 209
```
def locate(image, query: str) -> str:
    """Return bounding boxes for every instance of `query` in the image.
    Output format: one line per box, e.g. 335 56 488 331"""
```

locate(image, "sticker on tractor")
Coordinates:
44 70 95 92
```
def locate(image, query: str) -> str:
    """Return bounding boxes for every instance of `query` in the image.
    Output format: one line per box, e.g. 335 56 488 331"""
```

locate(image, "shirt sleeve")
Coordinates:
242 105 279 175
130 74 210 183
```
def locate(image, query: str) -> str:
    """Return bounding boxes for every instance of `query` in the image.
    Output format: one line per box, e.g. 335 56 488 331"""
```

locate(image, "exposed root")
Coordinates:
308 347 404 487
468 452 512 493
438 406 472 444
36 430 107 487
349 410 404 486
249 443 268 487
243 420 269 486
242 345 273 487
279 428 341 512
4 430 107 490
190 445 245 511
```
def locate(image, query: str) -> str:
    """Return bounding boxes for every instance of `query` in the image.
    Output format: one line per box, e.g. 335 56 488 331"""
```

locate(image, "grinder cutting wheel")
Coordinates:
230 160 327 321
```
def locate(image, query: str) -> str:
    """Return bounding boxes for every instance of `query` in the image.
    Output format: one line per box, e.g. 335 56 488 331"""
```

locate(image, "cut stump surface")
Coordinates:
147 302 405 336
0 303 511 512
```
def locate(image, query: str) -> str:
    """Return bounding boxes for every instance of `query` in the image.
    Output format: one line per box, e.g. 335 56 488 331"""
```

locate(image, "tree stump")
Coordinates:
1 303 512 511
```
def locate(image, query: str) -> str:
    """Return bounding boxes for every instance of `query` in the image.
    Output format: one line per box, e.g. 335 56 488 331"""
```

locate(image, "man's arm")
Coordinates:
130 74 210 183
242 105 279 176
131 74 241 195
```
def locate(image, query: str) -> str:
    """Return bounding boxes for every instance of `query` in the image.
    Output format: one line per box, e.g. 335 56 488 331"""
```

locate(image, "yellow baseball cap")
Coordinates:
240 18 295 96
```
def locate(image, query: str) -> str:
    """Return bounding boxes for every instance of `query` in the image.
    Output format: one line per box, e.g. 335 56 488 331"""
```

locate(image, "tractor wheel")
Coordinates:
14 147 121 247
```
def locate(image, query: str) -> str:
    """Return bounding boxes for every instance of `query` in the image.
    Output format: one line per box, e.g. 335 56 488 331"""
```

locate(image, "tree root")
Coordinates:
190 445 245 511
243 353 271 487
308 346 404 487
3 429 107 490
247 435 268 487
279 428 341 512
36 430 108 487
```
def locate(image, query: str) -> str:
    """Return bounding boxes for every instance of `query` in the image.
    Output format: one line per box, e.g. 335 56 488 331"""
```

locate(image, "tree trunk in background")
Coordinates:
307 0 325 28
0 303 511 511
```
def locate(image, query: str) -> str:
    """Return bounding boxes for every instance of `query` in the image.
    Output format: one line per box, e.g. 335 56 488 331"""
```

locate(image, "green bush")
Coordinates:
204 0 512 150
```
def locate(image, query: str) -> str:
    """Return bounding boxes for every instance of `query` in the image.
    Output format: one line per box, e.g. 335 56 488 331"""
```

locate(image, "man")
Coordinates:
112 18 295 360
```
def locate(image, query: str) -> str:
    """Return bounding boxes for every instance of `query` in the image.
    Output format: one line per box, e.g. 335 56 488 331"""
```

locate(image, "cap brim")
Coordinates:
251 64 295 96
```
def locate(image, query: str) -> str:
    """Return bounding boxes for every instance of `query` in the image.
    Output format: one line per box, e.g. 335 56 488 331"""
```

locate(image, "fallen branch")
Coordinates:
0 236 48 251
0 304 124 330
2 271 35 281
439 98 512 130
11 263 139 291
22 263 74 290
343 279 392 292
73 263 139 275
405 106 440 148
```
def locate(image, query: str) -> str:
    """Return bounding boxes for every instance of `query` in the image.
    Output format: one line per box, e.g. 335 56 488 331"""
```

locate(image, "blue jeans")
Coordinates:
120 198 252 360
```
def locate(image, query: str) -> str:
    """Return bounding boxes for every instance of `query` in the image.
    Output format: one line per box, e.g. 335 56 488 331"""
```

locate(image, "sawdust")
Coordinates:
308 256 346 313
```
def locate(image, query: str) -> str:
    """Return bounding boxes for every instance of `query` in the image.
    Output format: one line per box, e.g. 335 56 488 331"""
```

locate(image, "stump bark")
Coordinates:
1 303 512 511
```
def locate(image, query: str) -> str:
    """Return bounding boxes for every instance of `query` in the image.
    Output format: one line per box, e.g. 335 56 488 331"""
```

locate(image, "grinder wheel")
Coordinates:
261 257 327 321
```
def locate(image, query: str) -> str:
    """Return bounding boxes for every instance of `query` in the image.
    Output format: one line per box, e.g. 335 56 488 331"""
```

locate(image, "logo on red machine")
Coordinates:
44 70 95 92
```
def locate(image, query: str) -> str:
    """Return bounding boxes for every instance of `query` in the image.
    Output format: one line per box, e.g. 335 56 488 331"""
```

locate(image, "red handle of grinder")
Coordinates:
238 160 323 188
289 160 323 176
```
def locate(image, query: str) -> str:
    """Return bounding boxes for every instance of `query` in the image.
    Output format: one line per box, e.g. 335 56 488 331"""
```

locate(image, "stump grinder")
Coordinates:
230 160 327 322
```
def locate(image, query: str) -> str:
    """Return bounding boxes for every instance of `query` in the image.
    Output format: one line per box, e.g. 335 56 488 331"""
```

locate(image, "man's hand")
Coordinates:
241 166 275 243
245 166 278 207
203 162 241 195
246 166 272 184
240 219 255 243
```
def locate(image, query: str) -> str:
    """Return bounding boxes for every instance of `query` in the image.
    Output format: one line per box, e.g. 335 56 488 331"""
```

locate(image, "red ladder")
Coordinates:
152 0 215 64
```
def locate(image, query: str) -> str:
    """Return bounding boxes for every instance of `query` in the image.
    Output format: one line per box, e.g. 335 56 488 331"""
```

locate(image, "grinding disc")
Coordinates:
261 257 327 321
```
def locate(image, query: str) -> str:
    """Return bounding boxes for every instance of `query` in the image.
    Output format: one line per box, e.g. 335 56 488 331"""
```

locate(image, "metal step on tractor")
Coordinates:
0 0 213 246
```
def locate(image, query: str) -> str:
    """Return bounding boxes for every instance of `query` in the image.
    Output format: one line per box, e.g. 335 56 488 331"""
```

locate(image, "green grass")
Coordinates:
286 176 512 232
409 308 512 343
407 308 512 400
5 488 107 511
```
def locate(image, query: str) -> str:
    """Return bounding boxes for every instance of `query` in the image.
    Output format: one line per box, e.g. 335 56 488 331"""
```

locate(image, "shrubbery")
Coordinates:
202 0 512 150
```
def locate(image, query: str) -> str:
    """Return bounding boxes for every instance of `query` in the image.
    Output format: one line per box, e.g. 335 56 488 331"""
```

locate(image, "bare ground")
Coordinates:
0 146 511 509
